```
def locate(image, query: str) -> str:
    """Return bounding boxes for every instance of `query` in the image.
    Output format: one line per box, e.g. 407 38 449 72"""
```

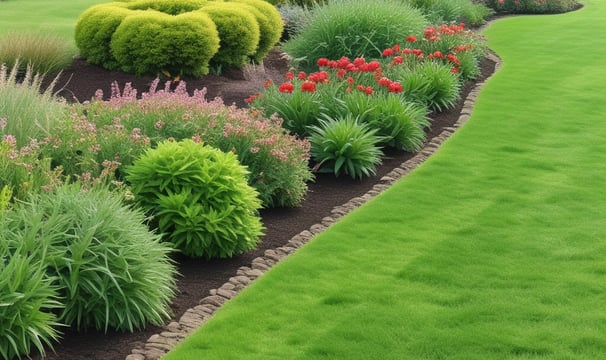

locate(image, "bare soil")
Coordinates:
32 48 496 360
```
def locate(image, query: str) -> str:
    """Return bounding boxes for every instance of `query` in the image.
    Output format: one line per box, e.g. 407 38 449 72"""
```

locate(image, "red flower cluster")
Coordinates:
278 82 294 93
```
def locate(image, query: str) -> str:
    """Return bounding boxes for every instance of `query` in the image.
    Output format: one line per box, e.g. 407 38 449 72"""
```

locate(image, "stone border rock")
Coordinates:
126 51 503 360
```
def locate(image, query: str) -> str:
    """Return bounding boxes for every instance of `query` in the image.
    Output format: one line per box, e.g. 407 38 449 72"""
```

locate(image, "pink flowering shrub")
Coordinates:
77 80 312 208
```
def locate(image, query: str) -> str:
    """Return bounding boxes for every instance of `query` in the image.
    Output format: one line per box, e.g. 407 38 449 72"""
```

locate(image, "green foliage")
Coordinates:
227 0 284 63
404 0 493 27
79 80 312 208
482 0 578 14
4 184 177 332
418 61 461 111
74 3 131 70
0 239 61 360
277 3 314 40
346 92 429 151
308 115 383 179
0 32 73 74
126 139 265 259
282 0 427 71
111 11 220 77
200 3 261 68
126 0 208 14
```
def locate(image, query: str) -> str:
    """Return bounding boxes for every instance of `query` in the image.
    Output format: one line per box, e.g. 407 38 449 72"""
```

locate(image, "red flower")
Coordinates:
263 79 273 88
337 56 351 68
337 69 347 78
451 67 459 74
301 81 316 93
356 84 366 91
317 58 329 67
346 87 352 93
382 48 394 57
412 49 423 57
278 82 294 93
433 51 443 59
353 57 366 66
393 44 401 52
346 77 355 85
365 86 373 95
366 61 381 72
285 72 294 80
298 71 307 80
392 56 403 65
388 82 403 93
406 35 417 43
378 77 392 87
244 93 261 103
328 60 338 68
403 48 413 55
447 54 460 65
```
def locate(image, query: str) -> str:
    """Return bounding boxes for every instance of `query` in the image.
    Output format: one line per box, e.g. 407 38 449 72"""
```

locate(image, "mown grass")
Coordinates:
164 0 606 359
0 0 106 46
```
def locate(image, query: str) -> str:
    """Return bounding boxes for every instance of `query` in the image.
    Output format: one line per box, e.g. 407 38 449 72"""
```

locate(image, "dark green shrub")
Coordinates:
200 3 261 68
0 239 61 359
126 139 265 259
4 184 178 332
481 0 578 14
110 11 220 76
227 0 284 62
282 0 427 71
74 3 131 70
308 114 383 179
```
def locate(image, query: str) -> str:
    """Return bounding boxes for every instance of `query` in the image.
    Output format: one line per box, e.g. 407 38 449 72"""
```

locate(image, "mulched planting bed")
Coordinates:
32 48 496 360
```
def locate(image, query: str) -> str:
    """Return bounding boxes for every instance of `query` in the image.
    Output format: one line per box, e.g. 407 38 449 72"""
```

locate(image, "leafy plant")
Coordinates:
3 184 178 332
201 2 261 68
111 11 220 77
404 0 493 27
282 0 427 71
126 139 265 259
308 114 383 179
417 61 462 111
0 32 73 74
0 238 62 360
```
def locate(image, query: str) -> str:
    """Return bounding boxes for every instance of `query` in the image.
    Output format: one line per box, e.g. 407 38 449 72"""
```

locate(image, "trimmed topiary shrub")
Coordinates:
126 139 265 259
3 184 178 332
110 10 220 77
74 3 131 70
125 0 208 14
227 0 284 62
200 2 261 68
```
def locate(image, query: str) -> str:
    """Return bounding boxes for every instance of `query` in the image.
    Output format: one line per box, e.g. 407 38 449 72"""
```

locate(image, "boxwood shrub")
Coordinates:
111 11 220 77
200 2 261 68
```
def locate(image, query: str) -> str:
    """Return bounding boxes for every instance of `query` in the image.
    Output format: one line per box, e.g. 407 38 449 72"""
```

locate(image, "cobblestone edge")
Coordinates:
126 51 503 360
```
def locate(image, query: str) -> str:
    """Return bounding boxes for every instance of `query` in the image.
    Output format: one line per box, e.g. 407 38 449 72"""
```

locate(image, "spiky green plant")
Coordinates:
126 139 265 259
308 114 383 179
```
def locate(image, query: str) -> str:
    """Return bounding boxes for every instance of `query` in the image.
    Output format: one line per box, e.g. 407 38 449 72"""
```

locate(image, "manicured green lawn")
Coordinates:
164 1 606 359
0 0 106 42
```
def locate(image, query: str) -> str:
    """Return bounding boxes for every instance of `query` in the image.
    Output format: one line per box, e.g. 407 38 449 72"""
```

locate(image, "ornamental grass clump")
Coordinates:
0 32 73 74
2 184 178 332
282 0 428 71
0 237 62 360
80 80 312 208
126 139 265 259
308 114 383 179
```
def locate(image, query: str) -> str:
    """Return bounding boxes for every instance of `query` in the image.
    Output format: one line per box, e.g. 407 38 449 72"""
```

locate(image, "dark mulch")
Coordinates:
32 49 496 360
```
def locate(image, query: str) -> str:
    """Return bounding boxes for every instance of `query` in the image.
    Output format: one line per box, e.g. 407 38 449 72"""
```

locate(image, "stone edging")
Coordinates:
126 51 503 360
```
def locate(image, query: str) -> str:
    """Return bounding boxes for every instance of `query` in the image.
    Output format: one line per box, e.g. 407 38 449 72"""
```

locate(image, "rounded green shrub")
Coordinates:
227 0 284 62
110 10 220 76
126 0 208 14
0 240 61 359
126 139 265 259
3 184 178 332
282 0 428 71
200 3 261 68
74 3 131 70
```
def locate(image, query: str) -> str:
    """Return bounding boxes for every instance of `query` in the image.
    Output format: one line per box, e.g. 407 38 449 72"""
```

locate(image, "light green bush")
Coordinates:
4 184 178 332
200 3 261 68
125 0 208 14
282 0 428 71
126 139 265 259
0 238 61 360
227 0 284 62
110 11 220 76
74 3 131 70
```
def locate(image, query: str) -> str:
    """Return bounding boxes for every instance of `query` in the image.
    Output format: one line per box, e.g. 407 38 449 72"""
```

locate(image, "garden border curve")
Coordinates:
125 50 503 360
